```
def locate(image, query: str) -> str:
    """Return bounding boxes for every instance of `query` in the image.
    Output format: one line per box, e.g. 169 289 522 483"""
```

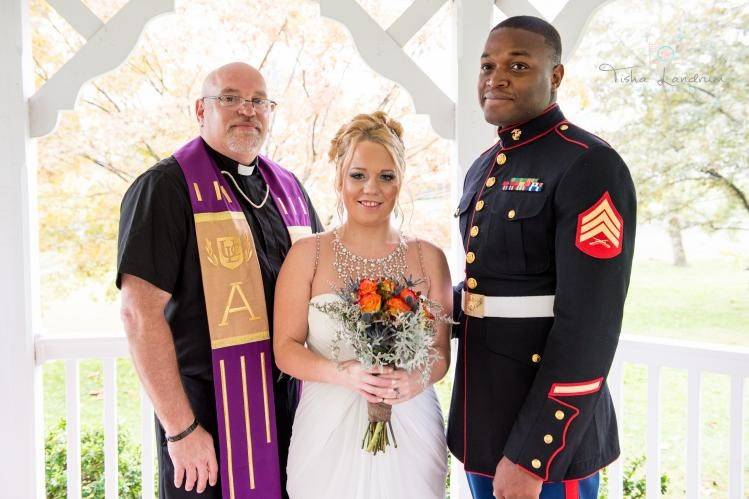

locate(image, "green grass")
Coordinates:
43 259 748 496
622 260 749 345
43 359 145 443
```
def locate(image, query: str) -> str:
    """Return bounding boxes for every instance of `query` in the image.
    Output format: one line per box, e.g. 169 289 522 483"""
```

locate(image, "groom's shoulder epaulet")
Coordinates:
553 121 612 151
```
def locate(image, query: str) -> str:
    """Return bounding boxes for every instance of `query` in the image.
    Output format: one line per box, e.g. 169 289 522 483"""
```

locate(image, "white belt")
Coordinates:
462 291 555 318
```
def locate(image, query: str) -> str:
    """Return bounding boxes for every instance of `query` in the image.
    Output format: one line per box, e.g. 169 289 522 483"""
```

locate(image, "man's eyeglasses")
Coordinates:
202 95 277 113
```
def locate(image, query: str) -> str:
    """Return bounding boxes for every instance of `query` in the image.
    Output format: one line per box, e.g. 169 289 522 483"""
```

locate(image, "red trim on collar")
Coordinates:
500 121 564 151
498 103 560 134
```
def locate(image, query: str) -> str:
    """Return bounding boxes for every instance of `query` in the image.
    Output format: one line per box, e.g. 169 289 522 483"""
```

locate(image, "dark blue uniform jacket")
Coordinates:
448 103 636 482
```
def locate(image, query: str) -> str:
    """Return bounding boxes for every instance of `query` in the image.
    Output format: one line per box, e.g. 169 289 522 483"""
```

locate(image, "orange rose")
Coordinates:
379 279 396 295
359 292 382 313
398 288 418 307
386 296 412 315
359 279 378 296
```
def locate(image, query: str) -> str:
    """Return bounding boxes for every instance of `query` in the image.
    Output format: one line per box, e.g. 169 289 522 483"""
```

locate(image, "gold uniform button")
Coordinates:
485 177 496 188
470 225 479 237
507 209 516 219
555 410 565 421
544 434 554 444
466 278 478 289
531 354 541 363
496 153 507 165
466 252 476 264
475 200 485 211
531 459 542 469
560 124 569 131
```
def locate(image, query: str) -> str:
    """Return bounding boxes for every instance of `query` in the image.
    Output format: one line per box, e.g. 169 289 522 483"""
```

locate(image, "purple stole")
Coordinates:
173 137 312 499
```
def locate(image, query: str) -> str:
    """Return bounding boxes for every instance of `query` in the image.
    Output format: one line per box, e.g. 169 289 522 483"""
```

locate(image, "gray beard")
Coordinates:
226 131 262 156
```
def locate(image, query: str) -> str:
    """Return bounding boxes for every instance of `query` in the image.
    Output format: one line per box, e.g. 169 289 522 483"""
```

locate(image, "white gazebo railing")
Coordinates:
36 335 156 499
35 334 747 498
609 337 748 499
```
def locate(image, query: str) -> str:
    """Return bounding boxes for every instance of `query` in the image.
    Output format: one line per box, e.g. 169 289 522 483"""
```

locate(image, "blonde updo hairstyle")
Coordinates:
328 111 406 219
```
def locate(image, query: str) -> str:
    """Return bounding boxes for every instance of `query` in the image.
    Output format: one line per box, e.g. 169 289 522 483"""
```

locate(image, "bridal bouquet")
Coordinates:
313 276 452 454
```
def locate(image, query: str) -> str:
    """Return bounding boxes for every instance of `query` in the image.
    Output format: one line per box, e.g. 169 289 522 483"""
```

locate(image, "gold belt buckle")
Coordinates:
464 291 485 318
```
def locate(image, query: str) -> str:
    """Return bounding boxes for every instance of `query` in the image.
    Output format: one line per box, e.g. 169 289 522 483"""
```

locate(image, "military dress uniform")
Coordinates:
447 103 636 498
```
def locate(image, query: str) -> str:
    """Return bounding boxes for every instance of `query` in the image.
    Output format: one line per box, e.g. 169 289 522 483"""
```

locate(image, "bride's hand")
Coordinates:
379 368 427 405
335 360 394 403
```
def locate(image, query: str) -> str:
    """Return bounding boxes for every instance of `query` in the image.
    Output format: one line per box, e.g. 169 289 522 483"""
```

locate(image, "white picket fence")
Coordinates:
34 334 748 498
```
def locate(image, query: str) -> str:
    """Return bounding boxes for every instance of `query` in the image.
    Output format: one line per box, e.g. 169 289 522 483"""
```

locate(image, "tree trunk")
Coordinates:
667 217 688 267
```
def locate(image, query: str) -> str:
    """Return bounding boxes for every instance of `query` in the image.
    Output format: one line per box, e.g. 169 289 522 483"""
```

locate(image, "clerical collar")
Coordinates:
237 161 256 176
203 140 259 177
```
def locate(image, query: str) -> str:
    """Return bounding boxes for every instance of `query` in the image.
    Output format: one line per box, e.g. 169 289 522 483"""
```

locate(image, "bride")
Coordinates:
273 111 451 498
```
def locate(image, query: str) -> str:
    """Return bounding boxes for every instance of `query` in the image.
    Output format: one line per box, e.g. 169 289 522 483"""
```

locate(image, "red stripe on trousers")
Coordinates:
564 479 580 499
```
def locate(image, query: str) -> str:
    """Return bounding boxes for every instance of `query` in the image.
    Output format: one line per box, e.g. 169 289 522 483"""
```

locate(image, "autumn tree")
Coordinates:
565 0 748 266
31 0 452 307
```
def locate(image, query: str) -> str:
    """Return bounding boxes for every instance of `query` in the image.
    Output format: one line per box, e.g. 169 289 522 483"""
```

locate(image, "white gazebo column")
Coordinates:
450 0 495 270
449 3 495 497
453 0 495 178
0 0 44 496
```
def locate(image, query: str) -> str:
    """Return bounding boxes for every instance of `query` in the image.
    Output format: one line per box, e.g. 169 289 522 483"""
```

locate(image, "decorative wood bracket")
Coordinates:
29 0 175 138
317 0 612 140
318 0 455 140
494 0 612 64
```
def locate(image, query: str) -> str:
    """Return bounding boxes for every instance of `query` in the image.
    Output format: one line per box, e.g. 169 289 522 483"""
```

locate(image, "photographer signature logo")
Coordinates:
598 29 727 87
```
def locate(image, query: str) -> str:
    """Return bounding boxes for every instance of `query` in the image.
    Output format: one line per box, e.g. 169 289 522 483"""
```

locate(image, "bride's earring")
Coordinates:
336 197 344 222
394 200 403 220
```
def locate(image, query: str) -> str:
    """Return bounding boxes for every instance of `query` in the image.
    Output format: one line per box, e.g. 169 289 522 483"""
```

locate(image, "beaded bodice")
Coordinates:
331 228 408 282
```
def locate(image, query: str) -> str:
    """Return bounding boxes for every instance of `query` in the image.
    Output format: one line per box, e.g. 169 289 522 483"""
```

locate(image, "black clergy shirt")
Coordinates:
117 141 322 380
117 140 322 498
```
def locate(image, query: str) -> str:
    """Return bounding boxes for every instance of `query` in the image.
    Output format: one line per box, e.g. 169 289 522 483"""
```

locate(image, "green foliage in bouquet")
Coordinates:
313 276 454 455
314 276 448 384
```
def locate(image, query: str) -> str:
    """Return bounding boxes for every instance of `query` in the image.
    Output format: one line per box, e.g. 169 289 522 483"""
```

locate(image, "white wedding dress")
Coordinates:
286 293 448 499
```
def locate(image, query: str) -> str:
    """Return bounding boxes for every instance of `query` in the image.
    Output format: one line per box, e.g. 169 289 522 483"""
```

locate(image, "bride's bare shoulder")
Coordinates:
290 230 333 249
286 230 336 262
403 236 448 266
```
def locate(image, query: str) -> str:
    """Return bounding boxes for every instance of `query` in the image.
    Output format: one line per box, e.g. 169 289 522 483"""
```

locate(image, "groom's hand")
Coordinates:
493 456 542 499
168 425 219 493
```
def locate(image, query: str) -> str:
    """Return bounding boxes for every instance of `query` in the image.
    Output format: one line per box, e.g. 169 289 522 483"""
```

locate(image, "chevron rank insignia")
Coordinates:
575 192 623 259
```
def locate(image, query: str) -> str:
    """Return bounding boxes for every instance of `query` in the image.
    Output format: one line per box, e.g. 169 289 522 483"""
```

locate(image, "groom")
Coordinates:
449 16 636 499
118 62 322 498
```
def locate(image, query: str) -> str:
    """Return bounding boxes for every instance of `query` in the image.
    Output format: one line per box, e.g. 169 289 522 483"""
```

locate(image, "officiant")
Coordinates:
117 62 322 499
